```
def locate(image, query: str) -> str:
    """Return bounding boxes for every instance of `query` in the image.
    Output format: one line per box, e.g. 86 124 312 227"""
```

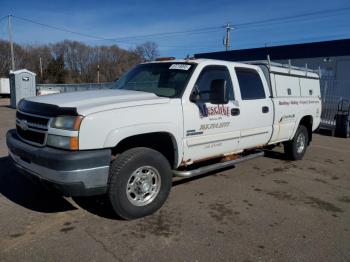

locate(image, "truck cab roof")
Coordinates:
146 58 320 78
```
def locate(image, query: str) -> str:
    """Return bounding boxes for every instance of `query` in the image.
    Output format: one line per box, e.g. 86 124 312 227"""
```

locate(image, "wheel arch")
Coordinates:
298 115 313 144
111 132 179 169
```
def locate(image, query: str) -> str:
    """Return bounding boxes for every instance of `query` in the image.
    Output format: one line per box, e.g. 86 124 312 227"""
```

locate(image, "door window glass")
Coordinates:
194 66 234 102
235 68 265 100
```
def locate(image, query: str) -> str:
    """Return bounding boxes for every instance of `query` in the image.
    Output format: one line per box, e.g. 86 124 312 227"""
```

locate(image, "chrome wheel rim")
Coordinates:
126 166 161 206
296 133 306 154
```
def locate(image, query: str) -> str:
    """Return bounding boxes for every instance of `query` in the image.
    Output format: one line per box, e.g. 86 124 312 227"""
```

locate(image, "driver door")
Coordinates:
182 65 241 163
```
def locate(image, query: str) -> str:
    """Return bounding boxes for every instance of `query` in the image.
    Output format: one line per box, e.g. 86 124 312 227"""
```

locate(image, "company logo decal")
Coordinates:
199 104 230 118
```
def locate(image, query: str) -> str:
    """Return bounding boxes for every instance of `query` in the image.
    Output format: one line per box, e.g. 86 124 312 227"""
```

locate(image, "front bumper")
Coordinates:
6 129 111 196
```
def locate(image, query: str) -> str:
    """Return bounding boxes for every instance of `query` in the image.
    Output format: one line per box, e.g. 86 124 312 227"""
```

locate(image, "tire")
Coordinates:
284 125 309 160
108 147 172 220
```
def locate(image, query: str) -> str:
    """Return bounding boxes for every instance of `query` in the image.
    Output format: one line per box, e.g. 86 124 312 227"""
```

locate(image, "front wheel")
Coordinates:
108 147 172 220
284 125 309 160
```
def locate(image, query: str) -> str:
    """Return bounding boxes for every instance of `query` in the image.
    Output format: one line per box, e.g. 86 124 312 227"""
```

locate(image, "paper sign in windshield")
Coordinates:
169 64 191 70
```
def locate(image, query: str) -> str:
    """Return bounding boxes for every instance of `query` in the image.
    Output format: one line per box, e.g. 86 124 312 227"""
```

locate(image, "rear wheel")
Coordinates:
284 125 309 160
108 147 172 220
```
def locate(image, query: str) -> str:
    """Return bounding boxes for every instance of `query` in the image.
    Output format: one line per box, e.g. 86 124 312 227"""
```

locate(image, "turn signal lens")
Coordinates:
73 116 83 131
69 136 79 150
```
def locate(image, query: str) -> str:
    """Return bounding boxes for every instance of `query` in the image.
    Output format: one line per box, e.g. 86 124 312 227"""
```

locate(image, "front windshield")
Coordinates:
112 62 196 98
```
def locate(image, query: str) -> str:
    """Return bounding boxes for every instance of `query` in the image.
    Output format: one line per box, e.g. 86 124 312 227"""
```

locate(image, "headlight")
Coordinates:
51 116 83 131
47 134 79 150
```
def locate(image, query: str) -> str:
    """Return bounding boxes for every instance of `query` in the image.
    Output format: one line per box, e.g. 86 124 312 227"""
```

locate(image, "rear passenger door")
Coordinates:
233 67 273 149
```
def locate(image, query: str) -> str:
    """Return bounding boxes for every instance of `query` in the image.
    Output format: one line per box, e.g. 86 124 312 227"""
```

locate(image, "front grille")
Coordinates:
16 110 50 146
16 111 49 130
16 126 46 145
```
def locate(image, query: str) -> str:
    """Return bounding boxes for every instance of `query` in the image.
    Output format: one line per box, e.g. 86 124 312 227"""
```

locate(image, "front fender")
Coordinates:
104 122 183 167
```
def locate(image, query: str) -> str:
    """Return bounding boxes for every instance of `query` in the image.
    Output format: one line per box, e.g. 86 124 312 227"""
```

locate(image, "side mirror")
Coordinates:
190 85 200 102
209 79 228 104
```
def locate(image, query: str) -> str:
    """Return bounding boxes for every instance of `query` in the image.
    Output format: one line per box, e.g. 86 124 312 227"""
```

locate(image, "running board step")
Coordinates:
173 151 264 178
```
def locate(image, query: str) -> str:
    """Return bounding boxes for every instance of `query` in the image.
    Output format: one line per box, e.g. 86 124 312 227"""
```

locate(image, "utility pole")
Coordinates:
223 23 234 51
8 14 15 71
97 64 100 83
97 47 100 83
39 56 43 79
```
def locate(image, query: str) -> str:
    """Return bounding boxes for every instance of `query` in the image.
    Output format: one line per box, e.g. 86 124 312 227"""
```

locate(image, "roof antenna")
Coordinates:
288 59 291 74
318 66 322 78
305 63 308 77
267 54 271 69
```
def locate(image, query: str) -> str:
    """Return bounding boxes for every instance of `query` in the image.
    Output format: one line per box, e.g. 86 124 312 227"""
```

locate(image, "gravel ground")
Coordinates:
0 99 349 262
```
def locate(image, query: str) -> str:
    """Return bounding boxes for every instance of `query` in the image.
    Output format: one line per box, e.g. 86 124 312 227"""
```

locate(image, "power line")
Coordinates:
147 6 350 44
0 15 9 21
102 6 350 41
103 26 222 41
8 5 350 48
155 19 350 49
13 14 223 42
106 28 223 44
12 15 223 44
13 15 110 41
234 6 350 28
234 13 350 32
0 15 8 39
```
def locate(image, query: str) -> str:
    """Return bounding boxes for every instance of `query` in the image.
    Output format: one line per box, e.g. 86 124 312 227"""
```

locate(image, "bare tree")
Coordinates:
0 40 11 77
0 38 148 83
134 41 159 61
0 40 26 77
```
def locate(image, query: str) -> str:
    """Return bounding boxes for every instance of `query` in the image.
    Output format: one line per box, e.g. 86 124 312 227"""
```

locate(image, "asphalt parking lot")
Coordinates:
0 99 349 262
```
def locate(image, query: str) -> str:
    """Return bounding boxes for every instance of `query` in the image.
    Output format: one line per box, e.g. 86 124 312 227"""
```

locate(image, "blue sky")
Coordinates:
0 0 349 58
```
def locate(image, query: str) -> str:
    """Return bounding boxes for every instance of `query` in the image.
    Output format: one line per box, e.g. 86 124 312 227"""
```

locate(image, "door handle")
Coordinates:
262 106 269 113
231 108 240 116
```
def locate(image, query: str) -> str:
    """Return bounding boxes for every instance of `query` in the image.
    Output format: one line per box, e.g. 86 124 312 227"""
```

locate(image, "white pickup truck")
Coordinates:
7 58 321 219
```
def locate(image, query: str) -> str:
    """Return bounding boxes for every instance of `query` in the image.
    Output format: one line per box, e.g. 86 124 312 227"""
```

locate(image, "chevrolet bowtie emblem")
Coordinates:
18 119 29 131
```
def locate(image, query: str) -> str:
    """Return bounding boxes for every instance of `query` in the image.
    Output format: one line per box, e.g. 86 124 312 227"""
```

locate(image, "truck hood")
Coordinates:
25 89 170 116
